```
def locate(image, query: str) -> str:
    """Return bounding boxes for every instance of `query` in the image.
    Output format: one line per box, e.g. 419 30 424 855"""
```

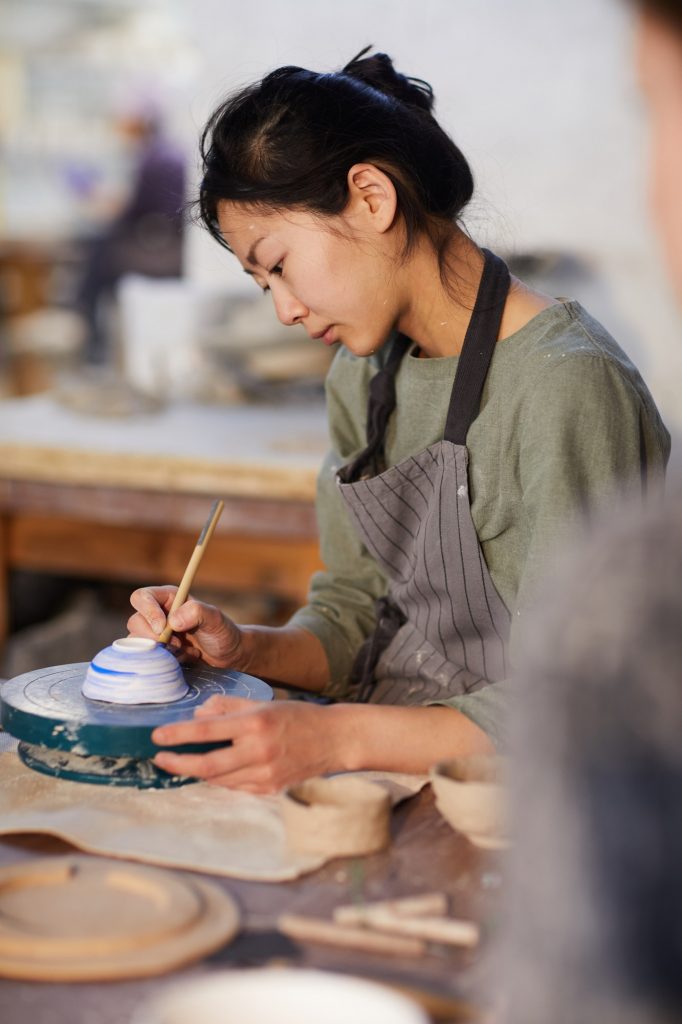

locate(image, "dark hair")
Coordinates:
634 0 682 32
198 47 474 284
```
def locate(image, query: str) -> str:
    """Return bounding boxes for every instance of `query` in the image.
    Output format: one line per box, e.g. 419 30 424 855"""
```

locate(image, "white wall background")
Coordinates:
177 0 682 433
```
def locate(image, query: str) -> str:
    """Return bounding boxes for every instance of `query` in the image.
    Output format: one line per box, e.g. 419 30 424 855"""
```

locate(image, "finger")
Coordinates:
194 695 256 717
129 586 177 635
167 597 216 635
152 704 267 746
152 712 244 747
155 747 279 792
126 611 160 640
153 742 252 780
129 585 177 613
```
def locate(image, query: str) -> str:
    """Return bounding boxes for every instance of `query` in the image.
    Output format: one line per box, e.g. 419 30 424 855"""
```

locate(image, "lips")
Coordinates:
310 325 337 345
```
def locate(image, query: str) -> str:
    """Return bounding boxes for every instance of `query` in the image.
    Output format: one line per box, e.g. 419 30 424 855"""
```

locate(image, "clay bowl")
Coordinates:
429 754 509 850
133 967 429 1024
281 775 391 857
82 637 188 705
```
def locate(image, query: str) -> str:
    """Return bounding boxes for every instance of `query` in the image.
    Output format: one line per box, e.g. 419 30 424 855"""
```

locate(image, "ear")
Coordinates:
345 163 398 233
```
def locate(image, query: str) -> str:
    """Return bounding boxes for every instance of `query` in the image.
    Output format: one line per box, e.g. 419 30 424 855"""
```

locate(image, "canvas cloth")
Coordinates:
0 749 426 882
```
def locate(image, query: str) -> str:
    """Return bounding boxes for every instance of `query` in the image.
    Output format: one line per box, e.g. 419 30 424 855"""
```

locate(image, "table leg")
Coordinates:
0 515 8 655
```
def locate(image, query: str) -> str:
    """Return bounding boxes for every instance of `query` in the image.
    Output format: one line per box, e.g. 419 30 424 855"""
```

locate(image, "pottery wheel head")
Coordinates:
0 663 272 761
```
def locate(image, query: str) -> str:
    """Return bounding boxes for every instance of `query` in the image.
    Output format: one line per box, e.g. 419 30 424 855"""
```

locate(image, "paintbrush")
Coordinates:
158 499 224 645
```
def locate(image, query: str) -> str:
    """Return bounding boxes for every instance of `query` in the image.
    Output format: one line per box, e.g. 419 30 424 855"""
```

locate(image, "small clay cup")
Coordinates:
430 754 509 849
281 775 391 857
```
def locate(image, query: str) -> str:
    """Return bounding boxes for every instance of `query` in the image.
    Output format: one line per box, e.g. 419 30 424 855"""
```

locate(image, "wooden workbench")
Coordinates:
0 395 329 649
0 397 505 1021
0 784 503 1024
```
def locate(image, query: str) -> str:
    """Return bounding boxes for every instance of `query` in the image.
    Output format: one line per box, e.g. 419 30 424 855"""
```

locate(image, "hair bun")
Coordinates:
341 46 434 114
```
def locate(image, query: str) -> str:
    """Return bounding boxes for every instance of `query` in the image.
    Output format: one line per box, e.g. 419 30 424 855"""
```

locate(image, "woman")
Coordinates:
128 49 669 792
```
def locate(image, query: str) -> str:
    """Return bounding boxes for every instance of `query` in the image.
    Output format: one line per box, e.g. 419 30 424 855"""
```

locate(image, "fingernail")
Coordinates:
152 619 164 635
152 728 168 744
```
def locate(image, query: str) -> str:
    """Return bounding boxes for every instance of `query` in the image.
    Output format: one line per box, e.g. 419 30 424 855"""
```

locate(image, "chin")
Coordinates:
343 335 391 359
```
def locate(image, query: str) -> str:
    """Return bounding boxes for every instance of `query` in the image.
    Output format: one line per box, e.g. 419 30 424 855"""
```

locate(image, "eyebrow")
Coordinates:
246 237 266 266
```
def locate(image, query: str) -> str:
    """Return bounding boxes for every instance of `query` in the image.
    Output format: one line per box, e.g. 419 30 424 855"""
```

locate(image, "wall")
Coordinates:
181 0 682 434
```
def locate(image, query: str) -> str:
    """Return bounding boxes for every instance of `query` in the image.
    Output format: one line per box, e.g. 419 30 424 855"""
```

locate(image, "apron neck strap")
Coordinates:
337 332 411 483
443 248 510 445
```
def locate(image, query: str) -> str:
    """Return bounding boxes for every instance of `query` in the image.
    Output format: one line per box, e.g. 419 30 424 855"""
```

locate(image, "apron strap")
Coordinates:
443 249 511 445
337 333 411 483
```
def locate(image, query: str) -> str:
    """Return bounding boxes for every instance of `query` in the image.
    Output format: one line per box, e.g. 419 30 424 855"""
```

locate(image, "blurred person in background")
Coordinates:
501 3 682 1023
77 98 186 364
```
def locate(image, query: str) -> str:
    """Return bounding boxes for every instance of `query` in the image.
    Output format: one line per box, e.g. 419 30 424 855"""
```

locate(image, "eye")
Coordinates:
254 261 284 294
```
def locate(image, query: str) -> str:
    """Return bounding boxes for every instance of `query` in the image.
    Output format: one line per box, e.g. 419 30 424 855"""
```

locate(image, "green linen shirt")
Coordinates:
289 301 671 746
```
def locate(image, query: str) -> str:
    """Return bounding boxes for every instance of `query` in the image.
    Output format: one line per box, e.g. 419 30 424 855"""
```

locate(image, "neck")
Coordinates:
395 231 485 358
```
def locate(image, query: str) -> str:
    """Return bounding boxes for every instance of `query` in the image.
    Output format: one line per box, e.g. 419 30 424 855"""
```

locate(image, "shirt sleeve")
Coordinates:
434 681 516 749
427 351 670 746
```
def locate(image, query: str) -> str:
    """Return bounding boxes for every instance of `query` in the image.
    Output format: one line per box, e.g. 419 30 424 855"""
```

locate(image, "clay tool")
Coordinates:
158 499 224 644
340 910 479 949
334 893 478 948
277 913 426 958
334 892 448 926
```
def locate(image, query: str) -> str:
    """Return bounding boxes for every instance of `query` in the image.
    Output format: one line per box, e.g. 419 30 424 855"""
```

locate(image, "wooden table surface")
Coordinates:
0 784 504 1024
0 394 329 499
0 395 330 648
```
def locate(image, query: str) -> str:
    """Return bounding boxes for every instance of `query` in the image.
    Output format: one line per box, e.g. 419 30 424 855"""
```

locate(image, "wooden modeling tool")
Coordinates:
159 499 224 644
333 892 449 926
277 914 427 958
277 892 479 960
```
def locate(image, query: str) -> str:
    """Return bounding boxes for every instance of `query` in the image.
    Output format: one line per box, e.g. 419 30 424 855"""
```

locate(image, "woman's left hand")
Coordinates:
151 695 343 793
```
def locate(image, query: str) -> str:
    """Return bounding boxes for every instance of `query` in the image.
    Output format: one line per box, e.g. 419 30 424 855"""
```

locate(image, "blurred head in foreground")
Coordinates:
503 502 682 1024
636 0 682 294
501 4 682 1023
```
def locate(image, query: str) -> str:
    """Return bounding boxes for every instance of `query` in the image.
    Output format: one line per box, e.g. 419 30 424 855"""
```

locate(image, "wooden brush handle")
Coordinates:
334 892 448 925
158 499 224 644
277 913 426 958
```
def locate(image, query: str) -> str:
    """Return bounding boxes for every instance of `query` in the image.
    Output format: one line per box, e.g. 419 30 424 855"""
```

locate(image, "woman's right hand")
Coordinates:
127 585 244 669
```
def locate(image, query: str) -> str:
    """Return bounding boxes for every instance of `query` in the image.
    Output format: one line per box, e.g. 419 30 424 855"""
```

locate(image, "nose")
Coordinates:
270 281 308 327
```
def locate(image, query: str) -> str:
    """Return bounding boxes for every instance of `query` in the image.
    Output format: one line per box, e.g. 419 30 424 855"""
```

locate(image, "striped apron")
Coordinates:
337 249 512 705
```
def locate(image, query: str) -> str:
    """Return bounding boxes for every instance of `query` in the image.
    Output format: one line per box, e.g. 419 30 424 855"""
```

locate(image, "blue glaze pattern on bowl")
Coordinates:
82 637 188 705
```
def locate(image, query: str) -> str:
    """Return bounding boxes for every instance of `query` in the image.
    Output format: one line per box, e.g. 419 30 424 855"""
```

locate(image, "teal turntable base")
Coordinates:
0 662 273 789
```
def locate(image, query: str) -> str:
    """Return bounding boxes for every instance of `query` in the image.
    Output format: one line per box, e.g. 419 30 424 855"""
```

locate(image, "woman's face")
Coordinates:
637 10 682 298
217 200 405 357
